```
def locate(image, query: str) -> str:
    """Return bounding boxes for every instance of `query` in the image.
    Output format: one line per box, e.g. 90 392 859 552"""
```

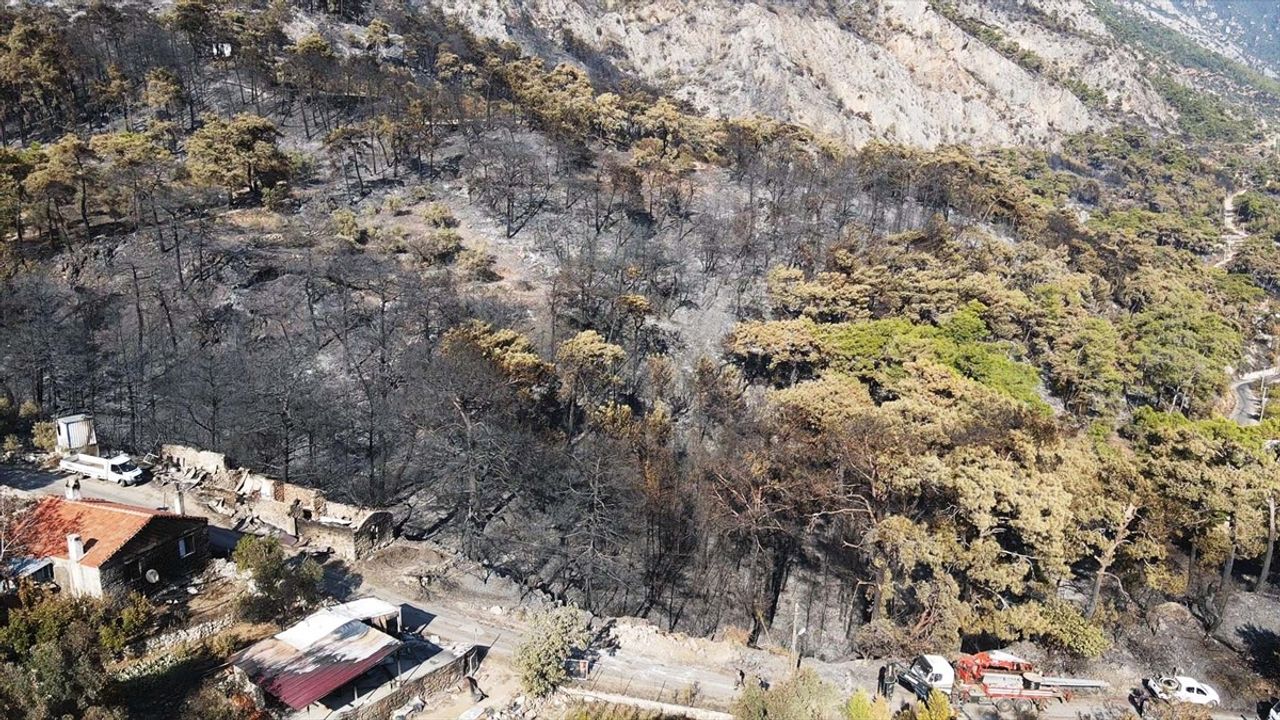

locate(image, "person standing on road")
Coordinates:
882 662 900 701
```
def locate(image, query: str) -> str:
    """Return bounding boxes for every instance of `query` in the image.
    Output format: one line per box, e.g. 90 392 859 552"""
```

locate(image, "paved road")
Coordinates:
0 463 171 507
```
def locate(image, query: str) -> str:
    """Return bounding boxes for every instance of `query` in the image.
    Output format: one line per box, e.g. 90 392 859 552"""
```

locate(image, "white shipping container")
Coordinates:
55 414 97 454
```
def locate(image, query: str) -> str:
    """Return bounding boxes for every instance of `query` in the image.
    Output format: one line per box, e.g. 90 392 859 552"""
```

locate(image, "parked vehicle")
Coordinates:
902 651 1108 713
59 453 144 486
1143 676 1220 707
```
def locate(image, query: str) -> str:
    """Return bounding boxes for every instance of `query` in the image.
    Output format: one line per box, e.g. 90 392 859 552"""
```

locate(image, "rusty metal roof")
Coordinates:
231 618 401 711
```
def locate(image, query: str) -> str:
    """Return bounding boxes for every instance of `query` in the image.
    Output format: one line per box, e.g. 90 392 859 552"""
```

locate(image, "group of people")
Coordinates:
729 661 902 700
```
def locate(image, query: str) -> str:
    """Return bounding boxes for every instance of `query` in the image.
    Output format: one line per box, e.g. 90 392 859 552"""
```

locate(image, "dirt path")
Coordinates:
1212 187 1279 425
1213 189 1250 269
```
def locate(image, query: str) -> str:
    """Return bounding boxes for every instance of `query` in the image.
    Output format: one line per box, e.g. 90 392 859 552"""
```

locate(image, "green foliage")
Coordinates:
846 689 891 720
732 668 843 720
187 113 291 201
423 202 459 228
734 312 1046 404
1095 0 1280 104
1234 190 1280 235
980 599 1111 658
1125 287 1241 416
30 420 55 452
331 208 361 240
513 605 591 697
909 690 953 720
0 588 157 698
410 228 463 263
231 536 323 622
1148 75 1254 142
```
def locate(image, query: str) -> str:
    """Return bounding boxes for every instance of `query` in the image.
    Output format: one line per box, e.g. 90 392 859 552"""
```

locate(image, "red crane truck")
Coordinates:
901 651 1109 715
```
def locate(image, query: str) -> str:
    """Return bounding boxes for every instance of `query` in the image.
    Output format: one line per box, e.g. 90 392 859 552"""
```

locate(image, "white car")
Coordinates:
1144 676 1221 707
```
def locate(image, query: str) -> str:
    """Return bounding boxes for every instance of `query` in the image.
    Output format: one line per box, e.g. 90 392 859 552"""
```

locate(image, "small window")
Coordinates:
178 537 193 558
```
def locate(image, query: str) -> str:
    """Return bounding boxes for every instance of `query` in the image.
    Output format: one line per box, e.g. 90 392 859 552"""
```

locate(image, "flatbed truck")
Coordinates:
902 651 1108 714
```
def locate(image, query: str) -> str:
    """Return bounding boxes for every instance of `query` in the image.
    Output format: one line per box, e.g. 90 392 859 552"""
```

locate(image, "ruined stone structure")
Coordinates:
159 445 394 560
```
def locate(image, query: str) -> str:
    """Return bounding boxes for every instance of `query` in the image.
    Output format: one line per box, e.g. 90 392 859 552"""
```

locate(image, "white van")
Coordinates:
59 453 144 486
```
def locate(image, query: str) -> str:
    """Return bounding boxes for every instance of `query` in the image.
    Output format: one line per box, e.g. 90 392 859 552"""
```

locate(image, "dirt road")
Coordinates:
1 465 1264 718
1213 188 1280 425
0 463 749 711
1213 190 1250 269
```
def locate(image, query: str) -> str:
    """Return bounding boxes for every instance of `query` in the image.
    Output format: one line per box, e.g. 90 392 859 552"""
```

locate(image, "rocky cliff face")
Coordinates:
429 0 1180 149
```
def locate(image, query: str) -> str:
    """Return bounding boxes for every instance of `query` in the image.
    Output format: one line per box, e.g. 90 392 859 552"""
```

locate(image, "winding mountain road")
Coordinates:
1213 188 1280 425
1213 189 1249 269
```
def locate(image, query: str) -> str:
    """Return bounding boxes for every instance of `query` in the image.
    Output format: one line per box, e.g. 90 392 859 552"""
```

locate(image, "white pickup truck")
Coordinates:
59 453 144 486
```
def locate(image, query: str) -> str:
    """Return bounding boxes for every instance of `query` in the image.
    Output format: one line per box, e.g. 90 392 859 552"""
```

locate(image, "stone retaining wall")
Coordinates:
334 647 477 720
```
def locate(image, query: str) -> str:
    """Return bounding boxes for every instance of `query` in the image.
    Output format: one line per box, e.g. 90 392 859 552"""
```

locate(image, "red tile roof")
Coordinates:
27 498 189 568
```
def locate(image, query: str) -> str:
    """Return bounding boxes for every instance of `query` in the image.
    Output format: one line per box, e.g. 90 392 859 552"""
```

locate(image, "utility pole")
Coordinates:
790 599 805 669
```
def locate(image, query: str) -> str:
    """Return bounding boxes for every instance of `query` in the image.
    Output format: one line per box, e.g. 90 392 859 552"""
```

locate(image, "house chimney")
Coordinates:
67 534 84 562
173 489 186 516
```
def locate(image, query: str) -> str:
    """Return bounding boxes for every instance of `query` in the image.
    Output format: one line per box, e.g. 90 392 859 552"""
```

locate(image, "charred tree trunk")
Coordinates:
1256 495 1277 592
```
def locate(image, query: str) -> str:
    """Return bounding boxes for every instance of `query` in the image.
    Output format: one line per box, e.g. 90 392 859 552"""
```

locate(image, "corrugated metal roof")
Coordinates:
233 617 402 711
276 597 399 650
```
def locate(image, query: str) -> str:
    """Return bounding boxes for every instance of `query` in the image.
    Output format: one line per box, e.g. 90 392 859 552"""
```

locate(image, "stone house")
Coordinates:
25 497 209 597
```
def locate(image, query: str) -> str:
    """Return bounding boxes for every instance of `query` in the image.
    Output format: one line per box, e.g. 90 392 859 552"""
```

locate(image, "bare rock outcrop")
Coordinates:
429 0 1179 148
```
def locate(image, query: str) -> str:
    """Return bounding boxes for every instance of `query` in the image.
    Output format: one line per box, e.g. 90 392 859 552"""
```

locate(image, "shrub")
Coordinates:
457 247 498 280
331 209 361 241
30 421 56 453
732 668 842 720
422 202 459 228
411 229 463 263
513 605 590 697
232 536 323 623
909 690 953 720
2 434 20 454
847 689 892 720
262 182 292 212
206 630 242 659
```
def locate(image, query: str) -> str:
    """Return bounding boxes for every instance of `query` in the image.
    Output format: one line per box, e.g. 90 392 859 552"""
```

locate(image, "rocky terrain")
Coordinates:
425 0 1280 149
1126 0 1280 76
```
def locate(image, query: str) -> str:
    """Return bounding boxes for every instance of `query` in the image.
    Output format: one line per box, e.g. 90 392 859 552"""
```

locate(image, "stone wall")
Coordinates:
334 647 476 720
125 615 235 658
160 444 228 475
295 511 393 560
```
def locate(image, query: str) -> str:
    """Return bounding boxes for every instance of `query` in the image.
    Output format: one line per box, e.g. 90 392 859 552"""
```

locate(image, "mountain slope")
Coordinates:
1125 0 1280 77
429 0 1183 148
